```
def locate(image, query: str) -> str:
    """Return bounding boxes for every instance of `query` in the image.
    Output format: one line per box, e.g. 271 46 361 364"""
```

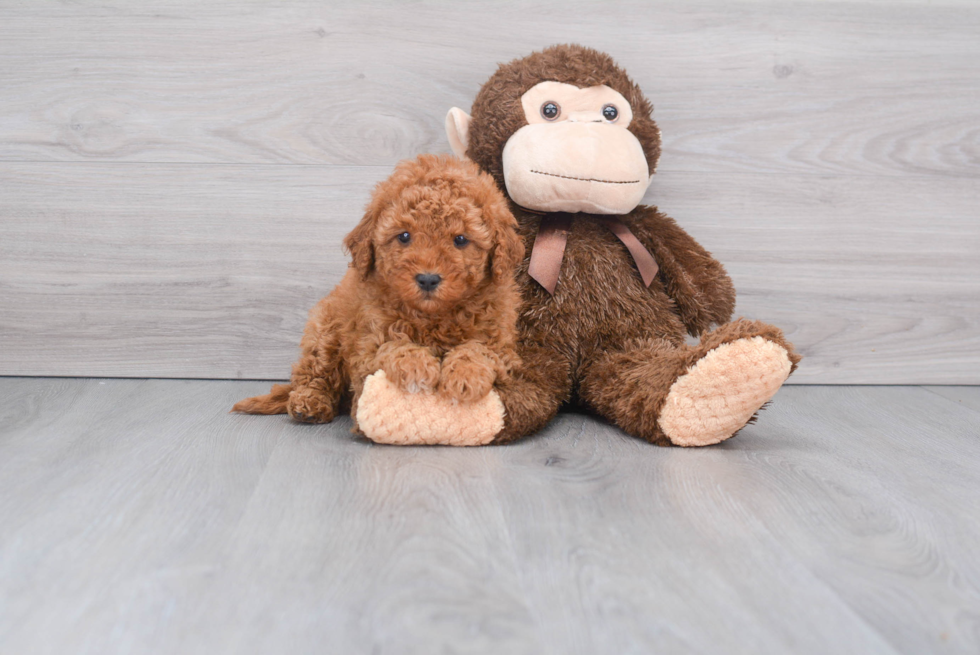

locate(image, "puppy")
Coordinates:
233 154 524 435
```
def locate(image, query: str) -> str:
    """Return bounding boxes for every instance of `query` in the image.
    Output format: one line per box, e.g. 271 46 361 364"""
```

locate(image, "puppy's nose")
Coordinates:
415 273 442 292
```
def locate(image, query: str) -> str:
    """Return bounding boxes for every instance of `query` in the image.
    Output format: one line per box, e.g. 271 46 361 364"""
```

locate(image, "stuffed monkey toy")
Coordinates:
356 44 801 447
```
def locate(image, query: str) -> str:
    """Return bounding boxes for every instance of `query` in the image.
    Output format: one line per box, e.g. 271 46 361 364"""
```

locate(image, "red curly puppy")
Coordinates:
233 155 524 437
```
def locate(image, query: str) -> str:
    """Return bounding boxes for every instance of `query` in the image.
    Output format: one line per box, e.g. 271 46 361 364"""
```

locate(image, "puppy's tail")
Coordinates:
231 383 291 415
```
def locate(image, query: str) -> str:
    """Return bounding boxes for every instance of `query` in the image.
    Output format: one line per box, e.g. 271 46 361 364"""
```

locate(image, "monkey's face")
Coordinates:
500 82 652 214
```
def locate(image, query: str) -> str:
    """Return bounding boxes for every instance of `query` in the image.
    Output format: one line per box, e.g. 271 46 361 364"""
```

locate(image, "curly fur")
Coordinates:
232 155 524 429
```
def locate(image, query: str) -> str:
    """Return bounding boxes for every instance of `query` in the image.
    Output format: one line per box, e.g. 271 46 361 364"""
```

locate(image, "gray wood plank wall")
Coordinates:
1 0 978 383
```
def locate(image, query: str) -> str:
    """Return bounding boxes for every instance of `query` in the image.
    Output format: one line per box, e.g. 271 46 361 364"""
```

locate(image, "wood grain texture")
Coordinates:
1 379 979 653
653 172 980 384
0 163 387 379
0 0 978 382
1 163 977 382
922 386 980 414
0 1 977 178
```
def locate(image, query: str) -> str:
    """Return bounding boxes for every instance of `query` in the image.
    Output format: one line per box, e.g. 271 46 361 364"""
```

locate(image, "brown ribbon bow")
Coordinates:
527 213 660 294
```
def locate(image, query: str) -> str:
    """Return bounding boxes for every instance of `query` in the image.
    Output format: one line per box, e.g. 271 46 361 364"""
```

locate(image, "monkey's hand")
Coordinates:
355 371 505 446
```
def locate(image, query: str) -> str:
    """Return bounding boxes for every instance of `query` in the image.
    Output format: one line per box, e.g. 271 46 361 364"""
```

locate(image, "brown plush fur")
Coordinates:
232 155 524 428
468 45 662 191
462 45 801 445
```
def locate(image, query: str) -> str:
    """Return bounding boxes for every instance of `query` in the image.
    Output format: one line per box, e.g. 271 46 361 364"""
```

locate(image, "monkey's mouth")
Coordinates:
530 169 641 185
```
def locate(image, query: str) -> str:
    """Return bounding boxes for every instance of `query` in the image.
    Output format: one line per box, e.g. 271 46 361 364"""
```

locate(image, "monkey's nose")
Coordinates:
415 273 442 292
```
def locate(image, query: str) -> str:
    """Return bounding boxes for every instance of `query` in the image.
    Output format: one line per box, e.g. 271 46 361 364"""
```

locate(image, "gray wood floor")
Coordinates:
1 378 979 654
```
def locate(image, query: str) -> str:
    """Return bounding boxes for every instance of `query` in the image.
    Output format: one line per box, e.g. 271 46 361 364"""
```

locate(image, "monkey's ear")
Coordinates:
445 108 472 159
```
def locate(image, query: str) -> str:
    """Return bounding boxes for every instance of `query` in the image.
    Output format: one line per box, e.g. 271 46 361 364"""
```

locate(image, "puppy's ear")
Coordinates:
343 203 380 278
483 189 525 283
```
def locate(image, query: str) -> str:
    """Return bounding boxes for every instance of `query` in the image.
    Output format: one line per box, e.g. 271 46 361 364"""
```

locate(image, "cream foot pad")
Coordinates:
659 336 792 447
356 370 505 446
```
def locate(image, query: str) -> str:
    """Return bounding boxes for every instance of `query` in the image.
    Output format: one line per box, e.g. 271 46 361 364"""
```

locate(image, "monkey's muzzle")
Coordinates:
501 122 651 215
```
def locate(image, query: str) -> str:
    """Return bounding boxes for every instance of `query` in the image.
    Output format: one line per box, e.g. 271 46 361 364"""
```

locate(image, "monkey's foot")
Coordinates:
356 370 505 446
658 336 792 447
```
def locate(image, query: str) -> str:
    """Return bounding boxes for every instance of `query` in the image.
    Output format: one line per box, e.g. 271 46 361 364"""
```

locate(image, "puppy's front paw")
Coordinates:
383 349 441 394
440 352 495 403
287 387 336 424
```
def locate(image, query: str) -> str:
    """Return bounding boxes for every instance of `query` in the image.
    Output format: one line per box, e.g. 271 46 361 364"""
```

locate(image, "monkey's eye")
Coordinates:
454 235 469 248
602 104 619 122
541 102 560 121
397 232 411 244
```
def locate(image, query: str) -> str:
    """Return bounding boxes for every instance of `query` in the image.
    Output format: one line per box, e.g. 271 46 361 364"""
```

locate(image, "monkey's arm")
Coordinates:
626 205 736 337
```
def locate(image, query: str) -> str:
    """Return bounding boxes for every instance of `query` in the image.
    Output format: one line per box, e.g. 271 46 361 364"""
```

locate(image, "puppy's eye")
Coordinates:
602 104 619 122
397 232 411 244
454 235 469 248
541 102 560 121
